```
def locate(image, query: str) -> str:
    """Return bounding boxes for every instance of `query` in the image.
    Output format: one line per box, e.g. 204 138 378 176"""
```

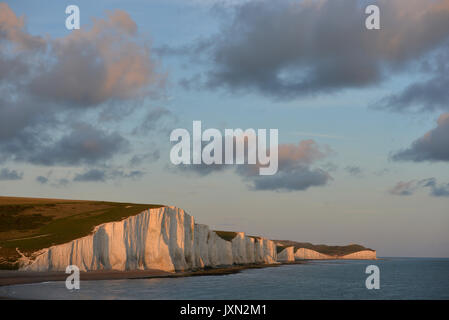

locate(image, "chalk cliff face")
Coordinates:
277 246 295 262
20 206 278 272
340 250 377 260
294 248 377 260
294 248 334 260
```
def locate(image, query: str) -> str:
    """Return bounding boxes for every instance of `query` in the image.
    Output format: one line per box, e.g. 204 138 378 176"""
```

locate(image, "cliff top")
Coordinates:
214 231 238 242
0 196 163 269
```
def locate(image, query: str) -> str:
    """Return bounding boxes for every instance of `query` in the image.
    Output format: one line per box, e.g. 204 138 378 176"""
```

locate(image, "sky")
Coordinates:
1 0 449 257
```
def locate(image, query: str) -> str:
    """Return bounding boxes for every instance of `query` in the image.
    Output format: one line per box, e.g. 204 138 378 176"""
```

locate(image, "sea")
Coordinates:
1 258 448 299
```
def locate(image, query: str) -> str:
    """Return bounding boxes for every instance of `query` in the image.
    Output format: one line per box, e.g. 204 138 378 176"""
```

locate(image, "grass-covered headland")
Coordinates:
0 196 163 269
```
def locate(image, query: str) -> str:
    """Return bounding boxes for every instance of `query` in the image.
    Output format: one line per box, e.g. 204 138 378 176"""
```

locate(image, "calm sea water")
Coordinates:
1 258 448 299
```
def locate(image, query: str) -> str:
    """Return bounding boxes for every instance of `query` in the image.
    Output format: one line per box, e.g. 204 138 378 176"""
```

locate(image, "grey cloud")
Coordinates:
420 178 449 197
171 0 449 100
389 180 418 196
390 178 449 197
73 168 145 182
112 170 145 180
1 6 162 107
392 113 449 162
322 162 338 173
36 176 49 184
73 169 106 182
132 107 174 135
26 123 129 166
54 178 70 187
175 138 333 191
35 172 70 187
174 163 230 176
429 184 449 197
129 150 161 167
0 168 23 180
239 140 333 191
378 49 449 112
344 166 363 177
27 10 163 107
0 5 165 168
247 166 330 192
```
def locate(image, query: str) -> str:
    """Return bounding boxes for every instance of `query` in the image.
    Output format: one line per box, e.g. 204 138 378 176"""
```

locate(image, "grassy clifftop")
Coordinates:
214 231 238 242
0 196 163 269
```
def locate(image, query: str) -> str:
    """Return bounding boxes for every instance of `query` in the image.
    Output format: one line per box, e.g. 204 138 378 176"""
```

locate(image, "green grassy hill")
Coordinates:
0 196 163 269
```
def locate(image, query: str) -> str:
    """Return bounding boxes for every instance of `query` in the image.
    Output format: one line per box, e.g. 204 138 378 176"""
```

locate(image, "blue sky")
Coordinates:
1 0 449 257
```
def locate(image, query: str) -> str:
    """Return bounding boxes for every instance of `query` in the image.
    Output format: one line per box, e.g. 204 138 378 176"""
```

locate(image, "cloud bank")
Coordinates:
171 0 449 107
0 4 164 169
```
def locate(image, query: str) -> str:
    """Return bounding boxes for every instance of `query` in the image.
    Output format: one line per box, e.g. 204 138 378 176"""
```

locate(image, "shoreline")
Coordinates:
0 261 306 288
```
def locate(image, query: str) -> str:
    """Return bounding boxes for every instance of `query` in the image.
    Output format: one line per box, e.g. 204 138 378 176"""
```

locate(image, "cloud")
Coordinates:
344 165 363 177
0 168 23 180
0 4 165 168
392 113 449 162
389 178 449 197
27 10 163 106
421 178 449 197
129 151 160 167
132 107 175 135
246 166 330 192
36 176 48 184
389 180 419 196
73 168 145 182
35 174 70 187
54 178 70 187
24 123 129 166
170 0 449 100
239 140 333 191
0 3 45 51
1 6 163 107
175 138 333 191
377 43 449 113
73 169 106 182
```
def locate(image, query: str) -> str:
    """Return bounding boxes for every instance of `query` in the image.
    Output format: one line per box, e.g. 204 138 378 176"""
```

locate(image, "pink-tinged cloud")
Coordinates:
278 140 332 167
27 9 164 106
0 5 166 166
177 137 334 192
0 3 45 51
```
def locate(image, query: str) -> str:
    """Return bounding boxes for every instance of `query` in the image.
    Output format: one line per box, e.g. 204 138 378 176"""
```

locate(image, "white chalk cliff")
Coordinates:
340 250 377 260
277 246 295 262
294 248 376 260
20 206 278 272
294 248 334 260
